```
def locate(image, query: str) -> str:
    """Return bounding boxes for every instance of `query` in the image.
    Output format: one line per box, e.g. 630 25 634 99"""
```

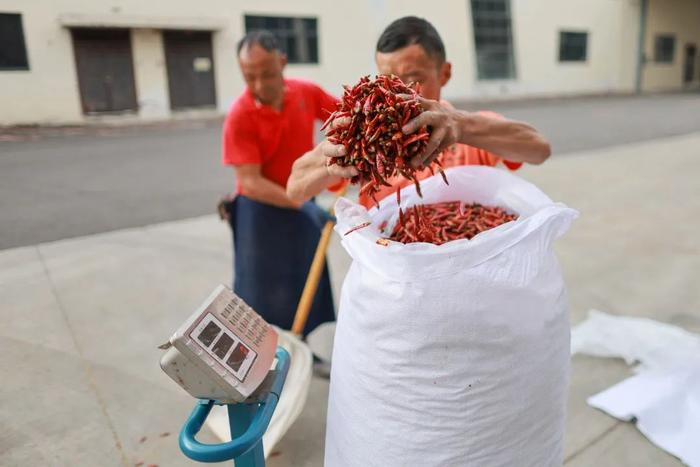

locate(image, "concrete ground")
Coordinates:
2 128 698 466
2 92 700 249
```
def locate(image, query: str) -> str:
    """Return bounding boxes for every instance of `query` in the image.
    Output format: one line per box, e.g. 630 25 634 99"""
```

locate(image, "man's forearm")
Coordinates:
287 146 341 202
457 112 551 164
240 175 301 209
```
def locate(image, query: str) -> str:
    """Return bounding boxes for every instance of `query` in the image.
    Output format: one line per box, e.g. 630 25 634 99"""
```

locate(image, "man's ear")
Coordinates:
279 53 288 70
439 61 452 87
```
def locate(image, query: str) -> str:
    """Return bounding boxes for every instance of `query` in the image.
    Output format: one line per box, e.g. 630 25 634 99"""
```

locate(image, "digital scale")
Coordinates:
160 284 278 402
160 285 290 466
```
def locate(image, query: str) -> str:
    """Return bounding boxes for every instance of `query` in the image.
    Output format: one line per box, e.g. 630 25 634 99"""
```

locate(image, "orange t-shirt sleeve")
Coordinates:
222 107 261 166
502 159 523 170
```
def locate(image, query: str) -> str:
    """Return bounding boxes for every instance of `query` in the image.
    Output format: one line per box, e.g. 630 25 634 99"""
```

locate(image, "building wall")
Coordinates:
471 0 641 99
0 0 696 125
0 2 84 124
643 0 700 90
131 29 170 120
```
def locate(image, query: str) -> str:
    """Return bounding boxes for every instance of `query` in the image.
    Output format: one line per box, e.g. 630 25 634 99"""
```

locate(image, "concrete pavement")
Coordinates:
2 131 699 466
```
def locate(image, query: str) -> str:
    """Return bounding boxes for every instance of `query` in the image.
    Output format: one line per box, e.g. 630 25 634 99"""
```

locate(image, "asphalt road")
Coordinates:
2 92 700 249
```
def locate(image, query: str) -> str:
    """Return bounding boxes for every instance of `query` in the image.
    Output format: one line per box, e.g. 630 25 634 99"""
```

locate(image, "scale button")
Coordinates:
224 375 239 387
203 355 214 366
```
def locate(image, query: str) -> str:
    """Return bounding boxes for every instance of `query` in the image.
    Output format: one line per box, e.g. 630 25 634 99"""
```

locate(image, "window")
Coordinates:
0 13 29 70
244 15 318 64
654 35 675 63
470 0 516 80
559 31 588 62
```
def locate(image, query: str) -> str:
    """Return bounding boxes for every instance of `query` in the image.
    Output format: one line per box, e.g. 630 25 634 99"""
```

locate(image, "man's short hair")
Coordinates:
376 16 446 64
237 30 282 55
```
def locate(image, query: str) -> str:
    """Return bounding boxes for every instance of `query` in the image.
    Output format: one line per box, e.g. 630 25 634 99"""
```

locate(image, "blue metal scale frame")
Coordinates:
179 347 290 467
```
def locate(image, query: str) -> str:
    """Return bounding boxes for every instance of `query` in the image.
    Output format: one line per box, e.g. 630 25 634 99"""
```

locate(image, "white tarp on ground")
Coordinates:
327 166 577 467
206 327 312 457
572 310 700 467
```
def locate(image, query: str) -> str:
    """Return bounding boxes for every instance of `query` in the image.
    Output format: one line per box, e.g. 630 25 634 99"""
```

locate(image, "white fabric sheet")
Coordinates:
572 310 700 466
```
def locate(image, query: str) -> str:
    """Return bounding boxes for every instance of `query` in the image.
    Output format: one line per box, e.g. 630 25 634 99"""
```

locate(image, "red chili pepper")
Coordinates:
402 131 430 147
321 75 448 203
389 202 517 245
344 221 372 236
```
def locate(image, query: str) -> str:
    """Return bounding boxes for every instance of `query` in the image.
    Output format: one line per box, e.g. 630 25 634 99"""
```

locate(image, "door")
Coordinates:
71 28 137 114
163 30 217 109
684 44 696 84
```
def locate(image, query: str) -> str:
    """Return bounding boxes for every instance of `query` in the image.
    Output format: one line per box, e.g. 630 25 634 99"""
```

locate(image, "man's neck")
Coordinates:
252 83 286 112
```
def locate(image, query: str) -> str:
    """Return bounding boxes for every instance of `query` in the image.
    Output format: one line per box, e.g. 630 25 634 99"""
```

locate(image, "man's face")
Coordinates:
375 43 451 101
238 44 287 106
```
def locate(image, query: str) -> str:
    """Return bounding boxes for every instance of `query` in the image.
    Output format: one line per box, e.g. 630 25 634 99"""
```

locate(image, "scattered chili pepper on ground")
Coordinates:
159 432 170 438
388 201 517 245
138 436 147 444
323 75 447 202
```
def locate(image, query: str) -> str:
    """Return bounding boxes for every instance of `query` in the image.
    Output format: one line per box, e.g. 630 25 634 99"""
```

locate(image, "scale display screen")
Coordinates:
198 321 221 347
191 313 257 381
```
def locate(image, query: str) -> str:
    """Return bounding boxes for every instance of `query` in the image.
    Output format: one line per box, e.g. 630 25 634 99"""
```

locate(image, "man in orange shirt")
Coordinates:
286 17 550 207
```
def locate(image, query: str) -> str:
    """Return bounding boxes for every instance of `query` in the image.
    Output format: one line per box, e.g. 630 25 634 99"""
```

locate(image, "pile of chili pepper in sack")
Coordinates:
384 199 518 245
322 74 448 203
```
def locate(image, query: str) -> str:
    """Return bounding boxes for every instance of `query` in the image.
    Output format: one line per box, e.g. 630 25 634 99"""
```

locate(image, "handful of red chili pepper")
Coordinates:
387 201 518 245
322 75 447 202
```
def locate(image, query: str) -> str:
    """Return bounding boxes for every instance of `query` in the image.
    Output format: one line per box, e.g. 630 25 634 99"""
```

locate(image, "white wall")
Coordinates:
0 0 388 125
643 0 700 91
0 2 83 124
218 0 381 109
131 29 170 120
0 0 696 125
470 0 641 99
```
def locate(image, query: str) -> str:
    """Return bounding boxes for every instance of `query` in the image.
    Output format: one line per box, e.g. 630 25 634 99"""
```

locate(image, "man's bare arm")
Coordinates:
402 97 551 167
287 119 358 203
236 164 301 209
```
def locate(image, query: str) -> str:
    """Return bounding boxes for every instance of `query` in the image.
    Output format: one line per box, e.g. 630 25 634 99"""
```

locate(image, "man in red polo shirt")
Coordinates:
286 17 550 207
221 30 338 336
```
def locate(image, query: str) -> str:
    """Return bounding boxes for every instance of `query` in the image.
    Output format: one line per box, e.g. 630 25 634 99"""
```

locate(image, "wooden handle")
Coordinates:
291 220 335 336
291 183 348 336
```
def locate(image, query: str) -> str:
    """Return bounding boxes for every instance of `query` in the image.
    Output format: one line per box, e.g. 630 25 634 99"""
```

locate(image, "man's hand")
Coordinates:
323 116 358 178
401 96 462 168
217 192 236 221
286 117 357 203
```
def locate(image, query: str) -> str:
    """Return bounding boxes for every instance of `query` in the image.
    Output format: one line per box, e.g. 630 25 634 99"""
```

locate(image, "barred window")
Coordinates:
654 35 675 63
559 31 588 62
470 0 516 80
0 13 29 70
244 15 318 64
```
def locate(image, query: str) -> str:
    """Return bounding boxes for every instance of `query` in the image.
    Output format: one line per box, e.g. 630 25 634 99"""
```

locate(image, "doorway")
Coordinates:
683 44 696 85
163 30 217 110
71 28 138 114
